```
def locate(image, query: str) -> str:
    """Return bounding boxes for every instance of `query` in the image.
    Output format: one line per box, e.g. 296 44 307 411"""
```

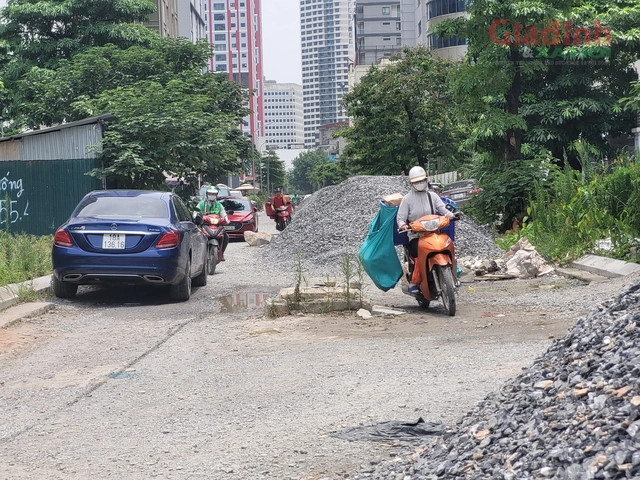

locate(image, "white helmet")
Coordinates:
408 166 427 184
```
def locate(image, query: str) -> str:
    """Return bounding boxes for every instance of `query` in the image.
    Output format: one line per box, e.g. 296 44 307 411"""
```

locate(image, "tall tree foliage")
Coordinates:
434 0 640 228
339 47 466 175
290 150 329 194
0 0 158 130
0 0 156 67
0 1 252 190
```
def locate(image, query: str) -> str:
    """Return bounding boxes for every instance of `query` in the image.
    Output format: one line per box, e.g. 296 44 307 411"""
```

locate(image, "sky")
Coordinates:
261 0 302 84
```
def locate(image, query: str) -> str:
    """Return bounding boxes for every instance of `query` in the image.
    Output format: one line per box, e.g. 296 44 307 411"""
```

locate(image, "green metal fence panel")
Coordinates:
0 158 102 236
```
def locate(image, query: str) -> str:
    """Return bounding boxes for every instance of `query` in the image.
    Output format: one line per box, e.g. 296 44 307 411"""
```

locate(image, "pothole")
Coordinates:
219 292 273 313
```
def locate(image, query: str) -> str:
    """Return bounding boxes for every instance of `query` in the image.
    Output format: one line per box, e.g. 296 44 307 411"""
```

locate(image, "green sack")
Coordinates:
358 204 403 292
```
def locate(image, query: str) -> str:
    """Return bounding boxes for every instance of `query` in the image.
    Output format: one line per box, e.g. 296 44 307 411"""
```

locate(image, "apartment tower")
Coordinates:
400 0 467 59
263 80 305 150
205 0 264 140
300 0 355 148
354 0 402 66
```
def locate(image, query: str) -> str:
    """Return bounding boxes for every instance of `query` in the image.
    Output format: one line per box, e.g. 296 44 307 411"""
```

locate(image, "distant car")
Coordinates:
197 184 231 200
220 197 259 239
229 190 242 197
51 190 208 301
216 184 232 198
441 179 482 206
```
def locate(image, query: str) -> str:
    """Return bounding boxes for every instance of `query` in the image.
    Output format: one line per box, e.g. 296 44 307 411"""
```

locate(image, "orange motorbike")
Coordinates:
402 214 458 316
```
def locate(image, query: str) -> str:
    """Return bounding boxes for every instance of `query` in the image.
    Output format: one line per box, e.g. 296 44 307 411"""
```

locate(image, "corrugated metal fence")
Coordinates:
0 159 102 235
0 115 110 235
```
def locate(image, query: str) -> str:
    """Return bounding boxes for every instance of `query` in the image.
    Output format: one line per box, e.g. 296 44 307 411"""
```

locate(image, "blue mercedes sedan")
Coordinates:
51 190 208 301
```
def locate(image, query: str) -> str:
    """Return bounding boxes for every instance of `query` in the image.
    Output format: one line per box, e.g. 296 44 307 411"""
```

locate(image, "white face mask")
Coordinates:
412 180 428 192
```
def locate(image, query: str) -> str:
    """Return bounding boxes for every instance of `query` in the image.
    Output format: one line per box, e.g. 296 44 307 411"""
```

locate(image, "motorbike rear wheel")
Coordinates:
208 245 218 275
435 264 456 316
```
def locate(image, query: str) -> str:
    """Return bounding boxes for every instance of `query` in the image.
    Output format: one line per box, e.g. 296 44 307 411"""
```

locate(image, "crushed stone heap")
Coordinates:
258 176 504 276
352 281 640 479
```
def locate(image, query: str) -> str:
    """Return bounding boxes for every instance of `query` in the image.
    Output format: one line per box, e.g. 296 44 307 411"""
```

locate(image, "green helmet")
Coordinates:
206 186 219 201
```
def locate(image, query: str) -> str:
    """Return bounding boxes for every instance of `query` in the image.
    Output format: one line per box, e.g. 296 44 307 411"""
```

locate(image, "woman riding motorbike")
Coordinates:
397 166 459 295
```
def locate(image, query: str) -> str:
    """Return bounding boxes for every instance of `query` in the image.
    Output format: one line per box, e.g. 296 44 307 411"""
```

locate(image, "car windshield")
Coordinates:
74 197 168 219
198 185 230 198
221 199 251 212
444 180 476 190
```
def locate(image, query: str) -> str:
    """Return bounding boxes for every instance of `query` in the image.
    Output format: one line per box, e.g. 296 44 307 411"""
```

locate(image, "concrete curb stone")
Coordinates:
0 274 53 329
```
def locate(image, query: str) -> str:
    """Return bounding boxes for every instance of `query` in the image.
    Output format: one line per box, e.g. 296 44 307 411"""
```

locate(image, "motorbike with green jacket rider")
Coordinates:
196 186 229 261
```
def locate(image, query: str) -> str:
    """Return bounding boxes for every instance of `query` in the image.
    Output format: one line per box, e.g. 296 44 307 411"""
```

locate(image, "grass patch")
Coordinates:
0 232 52 288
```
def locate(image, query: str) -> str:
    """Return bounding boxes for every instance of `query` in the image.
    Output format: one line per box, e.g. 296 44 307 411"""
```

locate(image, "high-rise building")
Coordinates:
178 0 207 43
263 81 305 150
145 0 180 38
300 0 355 148
354 1 403 66
205 0 264 141
400 0 467 60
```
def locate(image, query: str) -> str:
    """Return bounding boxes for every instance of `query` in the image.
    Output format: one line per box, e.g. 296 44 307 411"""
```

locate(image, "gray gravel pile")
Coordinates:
352 281 640 479
258 175 504 275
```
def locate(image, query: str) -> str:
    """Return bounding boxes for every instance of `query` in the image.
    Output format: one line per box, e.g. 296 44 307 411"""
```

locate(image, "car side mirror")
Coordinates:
193 211 203 225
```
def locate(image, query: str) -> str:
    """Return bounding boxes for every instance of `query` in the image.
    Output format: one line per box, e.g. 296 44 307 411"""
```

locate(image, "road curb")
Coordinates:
0 275 54 328
571 254 640 278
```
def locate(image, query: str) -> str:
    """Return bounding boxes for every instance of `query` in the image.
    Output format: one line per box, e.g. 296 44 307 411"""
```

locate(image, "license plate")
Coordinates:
451 193 464 199
223 225 235 231
102 233 126 249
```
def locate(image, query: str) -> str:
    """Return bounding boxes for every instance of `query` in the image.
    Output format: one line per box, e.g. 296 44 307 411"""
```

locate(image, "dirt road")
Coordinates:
1 216 637 479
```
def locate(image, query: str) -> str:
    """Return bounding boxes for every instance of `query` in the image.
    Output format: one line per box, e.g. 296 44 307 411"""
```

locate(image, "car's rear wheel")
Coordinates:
51 275 78 298
192 253 208 287
208 245 218 275
170 257 192 301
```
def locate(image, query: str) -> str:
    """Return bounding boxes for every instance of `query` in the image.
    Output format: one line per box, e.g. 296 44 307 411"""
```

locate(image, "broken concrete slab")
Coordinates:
555 267 609 284
244 231 272 246
0 302 55 329
371 305 405 316
265 285 373 317
571 254 640 278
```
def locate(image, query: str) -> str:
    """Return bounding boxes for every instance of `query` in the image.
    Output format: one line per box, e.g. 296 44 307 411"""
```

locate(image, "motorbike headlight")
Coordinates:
418 218 441 232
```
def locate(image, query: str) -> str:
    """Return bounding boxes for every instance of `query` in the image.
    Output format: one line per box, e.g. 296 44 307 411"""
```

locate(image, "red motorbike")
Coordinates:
265 201 293 231
198 213 227 275
402 214 458 316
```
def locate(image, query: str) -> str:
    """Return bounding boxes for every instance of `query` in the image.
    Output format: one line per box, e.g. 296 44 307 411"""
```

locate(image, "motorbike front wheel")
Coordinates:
435 264 456 316
208 245 218 275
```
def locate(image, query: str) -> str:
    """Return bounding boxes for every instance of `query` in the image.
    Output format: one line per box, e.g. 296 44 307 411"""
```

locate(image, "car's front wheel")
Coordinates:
51 275 78 298
170 257 192 301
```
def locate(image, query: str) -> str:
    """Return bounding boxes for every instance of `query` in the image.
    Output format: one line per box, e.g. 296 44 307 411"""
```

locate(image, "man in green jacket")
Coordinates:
196 186 229 261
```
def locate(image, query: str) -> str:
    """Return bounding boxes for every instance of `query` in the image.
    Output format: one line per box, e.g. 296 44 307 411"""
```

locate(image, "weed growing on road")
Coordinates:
340 253 356 311
355 257 367 309
292 250 307 307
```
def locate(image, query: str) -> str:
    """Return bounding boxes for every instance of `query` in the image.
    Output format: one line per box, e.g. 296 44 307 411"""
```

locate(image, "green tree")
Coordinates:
290 150 328 194
9 39 251 189
258 150 286 194
339 47 465 175
0 0 158 129
16 39 218 128
434 0 640 228
309 161 347 191
0 0 156 68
